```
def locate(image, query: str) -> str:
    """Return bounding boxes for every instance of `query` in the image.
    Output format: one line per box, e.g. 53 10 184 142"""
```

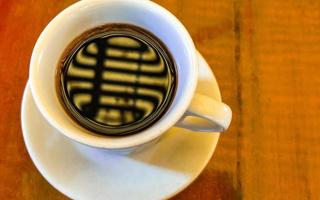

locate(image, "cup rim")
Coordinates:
29 0 197 149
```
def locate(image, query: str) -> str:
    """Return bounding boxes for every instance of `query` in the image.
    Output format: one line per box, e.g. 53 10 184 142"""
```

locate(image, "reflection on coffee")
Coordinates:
57 24 177 136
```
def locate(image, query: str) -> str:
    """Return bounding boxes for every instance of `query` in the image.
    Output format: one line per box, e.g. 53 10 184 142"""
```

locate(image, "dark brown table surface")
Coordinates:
1 0 320 199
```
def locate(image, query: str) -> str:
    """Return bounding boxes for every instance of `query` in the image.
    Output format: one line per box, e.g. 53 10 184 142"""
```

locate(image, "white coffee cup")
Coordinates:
29 0 232 150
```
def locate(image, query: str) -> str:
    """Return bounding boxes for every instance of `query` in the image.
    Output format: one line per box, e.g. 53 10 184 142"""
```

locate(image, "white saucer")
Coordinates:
21 52 221 200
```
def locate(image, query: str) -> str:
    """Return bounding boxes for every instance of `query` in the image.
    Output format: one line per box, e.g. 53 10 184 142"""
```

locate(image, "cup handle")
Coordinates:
175 94 232 132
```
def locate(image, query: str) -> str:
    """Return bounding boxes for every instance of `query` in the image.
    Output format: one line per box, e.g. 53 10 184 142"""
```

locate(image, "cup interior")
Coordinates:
30 0 197 149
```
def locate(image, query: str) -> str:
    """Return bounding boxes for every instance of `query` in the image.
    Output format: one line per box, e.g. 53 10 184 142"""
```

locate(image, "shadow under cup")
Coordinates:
29 0 197 149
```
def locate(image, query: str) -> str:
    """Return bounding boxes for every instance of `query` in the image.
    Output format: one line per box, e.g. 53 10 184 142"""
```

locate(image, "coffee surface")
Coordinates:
57 24 177 136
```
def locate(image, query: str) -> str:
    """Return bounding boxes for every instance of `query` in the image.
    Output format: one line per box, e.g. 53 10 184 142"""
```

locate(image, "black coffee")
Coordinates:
57 24 177 136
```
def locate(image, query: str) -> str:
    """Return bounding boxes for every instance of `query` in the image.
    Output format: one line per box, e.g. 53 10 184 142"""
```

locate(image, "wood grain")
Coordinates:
0 0 320 199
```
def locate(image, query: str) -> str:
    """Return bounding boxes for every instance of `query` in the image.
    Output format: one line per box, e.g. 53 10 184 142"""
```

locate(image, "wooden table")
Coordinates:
1 0 319 199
